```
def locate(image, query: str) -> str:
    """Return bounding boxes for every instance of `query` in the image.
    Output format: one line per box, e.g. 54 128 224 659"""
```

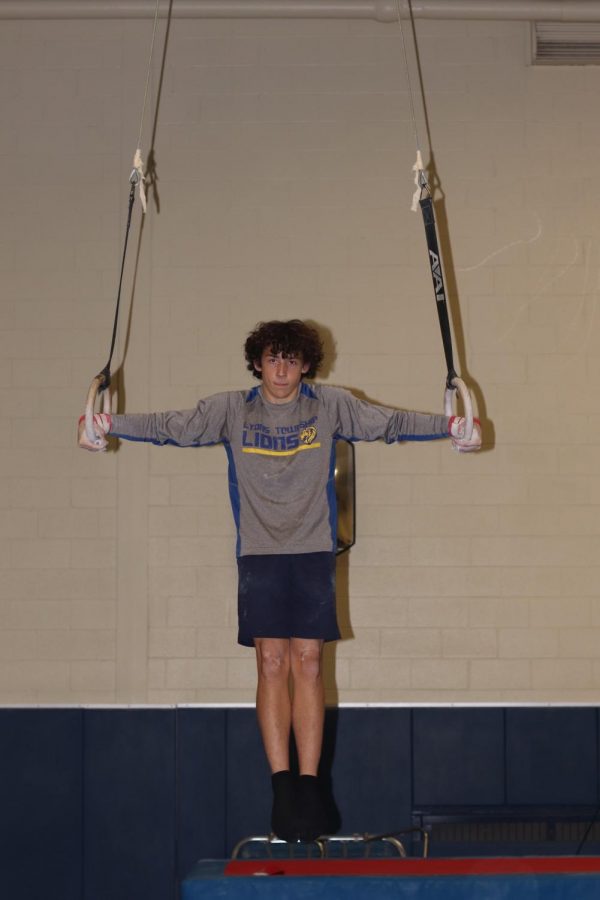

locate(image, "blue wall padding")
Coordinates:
1 706 600 900
83 708 177 900
0 708 83 900
226 707 273 847
413 707 505 806
506 707 598 805
177 707 228 871
326 707 412 834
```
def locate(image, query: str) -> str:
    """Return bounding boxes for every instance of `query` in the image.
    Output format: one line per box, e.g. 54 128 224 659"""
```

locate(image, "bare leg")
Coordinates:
290 638 328 839
290 638 324 776
255 638 299 841
254 637 292 773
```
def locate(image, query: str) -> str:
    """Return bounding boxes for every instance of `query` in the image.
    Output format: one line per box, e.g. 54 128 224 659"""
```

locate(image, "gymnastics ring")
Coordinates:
444 376 474 441
84 372 112 447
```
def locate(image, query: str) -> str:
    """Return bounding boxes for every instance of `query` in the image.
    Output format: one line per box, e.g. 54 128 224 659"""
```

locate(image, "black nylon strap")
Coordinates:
96 181 137 392
419 195 457 390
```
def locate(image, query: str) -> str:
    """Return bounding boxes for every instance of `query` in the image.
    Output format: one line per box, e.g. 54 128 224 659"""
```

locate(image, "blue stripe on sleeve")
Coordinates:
224 441 242 557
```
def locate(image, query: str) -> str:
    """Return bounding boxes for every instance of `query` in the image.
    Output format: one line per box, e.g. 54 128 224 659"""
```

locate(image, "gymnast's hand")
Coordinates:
449 416 482 452
78 413 112 451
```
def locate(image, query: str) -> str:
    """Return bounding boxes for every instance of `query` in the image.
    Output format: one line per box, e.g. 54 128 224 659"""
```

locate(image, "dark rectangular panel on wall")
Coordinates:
225 707 272 853
0 708 83 900
83 708 176 900
413 707 505 807
506 707 598 805
327 708 412 835
176 708 227 872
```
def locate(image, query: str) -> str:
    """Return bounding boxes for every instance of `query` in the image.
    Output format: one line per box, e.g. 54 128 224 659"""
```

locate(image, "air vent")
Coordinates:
532 22 600 65
430 819 600 844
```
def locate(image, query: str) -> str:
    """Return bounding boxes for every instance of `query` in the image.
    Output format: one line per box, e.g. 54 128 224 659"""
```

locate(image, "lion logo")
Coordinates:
300 426 317 445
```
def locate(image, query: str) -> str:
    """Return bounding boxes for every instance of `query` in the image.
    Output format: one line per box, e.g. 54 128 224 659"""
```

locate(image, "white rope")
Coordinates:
131 0 162 213
131 148 147 213
395 0 428 209
396 2 420 152
411 148 424 212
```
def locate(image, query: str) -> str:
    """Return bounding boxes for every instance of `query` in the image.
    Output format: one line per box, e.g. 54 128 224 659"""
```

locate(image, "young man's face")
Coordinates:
254 348 309 404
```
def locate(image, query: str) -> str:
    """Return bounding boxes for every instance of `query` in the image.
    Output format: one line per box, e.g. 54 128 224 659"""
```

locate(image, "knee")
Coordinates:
257 646 290 682
291 643 323 683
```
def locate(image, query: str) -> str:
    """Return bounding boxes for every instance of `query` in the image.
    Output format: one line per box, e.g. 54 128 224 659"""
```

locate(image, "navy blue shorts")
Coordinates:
237 552 340 648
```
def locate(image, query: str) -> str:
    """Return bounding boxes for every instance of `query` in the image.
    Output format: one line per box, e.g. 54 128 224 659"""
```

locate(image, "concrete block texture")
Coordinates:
1 14 599 702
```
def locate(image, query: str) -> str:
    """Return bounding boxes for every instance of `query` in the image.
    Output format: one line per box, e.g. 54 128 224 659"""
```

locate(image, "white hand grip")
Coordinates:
444 376 473 440
85 374 111 447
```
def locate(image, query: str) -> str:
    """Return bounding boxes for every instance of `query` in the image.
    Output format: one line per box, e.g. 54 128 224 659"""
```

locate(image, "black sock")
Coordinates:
271 770 298 842
296 774 328 842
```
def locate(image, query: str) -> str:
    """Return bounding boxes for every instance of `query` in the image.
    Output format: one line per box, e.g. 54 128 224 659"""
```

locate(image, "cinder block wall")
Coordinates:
2 14 599 704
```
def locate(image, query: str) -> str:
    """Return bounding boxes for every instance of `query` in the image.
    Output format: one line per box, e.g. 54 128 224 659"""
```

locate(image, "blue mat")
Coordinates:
182 859 600 899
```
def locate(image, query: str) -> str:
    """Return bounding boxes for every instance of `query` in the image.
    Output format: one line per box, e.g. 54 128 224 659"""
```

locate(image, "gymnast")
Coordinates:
79 318 481 842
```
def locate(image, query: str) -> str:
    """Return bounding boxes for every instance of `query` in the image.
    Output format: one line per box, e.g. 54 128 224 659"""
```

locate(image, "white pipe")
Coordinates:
3 0 600 22
0 0 398 21
411 1 600 20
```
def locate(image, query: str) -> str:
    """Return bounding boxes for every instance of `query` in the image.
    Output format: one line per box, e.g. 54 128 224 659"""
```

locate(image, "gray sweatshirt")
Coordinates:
110 383 450 557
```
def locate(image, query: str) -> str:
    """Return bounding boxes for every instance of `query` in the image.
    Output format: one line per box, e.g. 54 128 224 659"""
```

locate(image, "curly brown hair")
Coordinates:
244 320 324 380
